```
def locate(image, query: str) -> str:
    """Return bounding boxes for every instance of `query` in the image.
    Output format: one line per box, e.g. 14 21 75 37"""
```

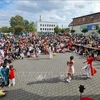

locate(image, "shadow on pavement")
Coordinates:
0 88 99 100
27 77 61 85
27 75 87 85
27 58 50 60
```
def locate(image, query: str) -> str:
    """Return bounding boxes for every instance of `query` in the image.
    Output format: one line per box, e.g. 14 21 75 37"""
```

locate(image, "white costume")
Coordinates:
48 46 53 59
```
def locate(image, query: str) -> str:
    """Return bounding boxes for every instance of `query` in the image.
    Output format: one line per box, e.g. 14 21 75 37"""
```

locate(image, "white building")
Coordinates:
35 21 57 34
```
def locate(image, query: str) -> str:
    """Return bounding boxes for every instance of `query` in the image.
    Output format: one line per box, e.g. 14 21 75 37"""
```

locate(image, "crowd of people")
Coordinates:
0 33 99 90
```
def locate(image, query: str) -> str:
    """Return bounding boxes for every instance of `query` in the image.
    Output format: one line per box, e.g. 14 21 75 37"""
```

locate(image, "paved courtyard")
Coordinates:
0 52 100 100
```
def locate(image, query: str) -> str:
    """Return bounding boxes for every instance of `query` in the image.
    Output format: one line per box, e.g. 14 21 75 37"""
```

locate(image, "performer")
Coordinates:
48 44 53 59
83 52 97 78
66 56 75 83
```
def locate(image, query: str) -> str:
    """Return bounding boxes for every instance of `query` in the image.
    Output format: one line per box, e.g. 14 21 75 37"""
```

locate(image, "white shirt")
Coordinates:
0 50 4 58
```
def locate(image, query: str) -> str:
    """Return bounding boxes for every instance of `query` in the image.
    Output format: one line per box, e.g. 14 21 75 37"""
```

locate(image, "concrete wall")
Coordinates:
71 22 100 37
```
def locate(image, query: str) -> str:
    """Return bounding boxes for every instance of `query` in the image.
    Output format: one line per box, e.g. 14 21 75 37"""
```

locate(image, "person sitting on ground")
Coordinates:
83 49 89 57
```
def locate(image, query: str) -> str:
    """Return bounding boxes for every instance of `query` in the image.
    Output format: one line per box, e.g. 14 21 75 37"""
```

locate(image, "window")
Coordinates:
99 16 100 19
45 24 46 26
83 17 85 21
90 16 93 19
79 19 80 22
40 24 42 26
45 28 46 30
40 28 42 30
43 24 44 26
43 28 44 30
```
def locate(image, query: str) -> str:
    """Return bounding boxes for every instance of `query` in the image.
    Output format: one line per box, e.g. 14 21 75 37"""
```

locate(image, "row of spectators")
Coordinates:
0 33 100 63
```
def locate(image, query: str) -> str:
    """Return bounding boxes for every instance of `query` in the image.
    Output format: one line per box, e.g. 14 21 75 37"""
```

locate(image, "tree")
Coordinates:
0 26 9 33
10 15 36 34
24 20 29 31
65 28 70 33
54 25 60 34
81 29 88 34
8 27 15 33
10 15 24 28
28 24 36 32
27 22 36 32
71 29 75 33
14 25 25 35
97 29 100 34
60 29 65 33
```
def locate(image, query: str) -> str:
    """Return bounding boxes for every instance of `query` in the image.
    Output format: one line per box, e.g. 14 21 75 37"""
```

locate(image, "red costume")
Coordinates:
9 68 15 79
87 57 97 76
68 42 72 47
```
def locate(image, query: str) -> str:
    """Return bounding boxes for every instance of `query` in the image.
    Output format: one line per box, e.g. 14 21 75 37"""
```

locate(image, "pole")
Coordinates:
62 24 63 29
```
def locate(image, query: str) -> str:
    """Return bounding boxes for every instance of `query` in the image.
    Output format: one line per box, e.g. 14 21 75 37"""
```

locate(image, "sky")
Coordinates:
0 0 100 28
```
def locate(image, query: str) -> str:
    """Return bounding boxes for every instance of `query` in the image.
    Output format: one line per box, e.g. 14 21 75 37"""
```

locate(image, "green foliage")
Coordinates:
71 29 75 33
97 29 100 34
61 29 65 33
8 27 15 33
65 28 70 32
10 15 24 27
54 25 60 34
0 26 9 33
81 29 88 33
14 25 25 35
9 15 36 34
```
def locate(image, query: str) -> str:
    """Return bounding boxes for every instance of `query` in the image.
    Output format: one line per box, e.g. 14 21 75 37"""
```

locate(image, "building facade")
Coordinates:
36 21 57 34
69 12 100 36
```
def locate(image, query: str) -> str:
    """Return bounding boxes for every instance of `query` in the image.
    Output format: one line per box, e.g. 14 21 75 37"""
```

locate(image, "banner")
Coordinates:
87 25 93 30
80 24 98 31
80 25 87 31
91 24 97 30
98 24 100 30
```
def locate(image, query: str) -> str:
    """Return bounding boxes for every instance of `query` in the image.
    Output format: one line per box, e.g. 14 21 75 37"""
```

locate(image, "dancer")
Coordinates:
48 44 53 59
83 52 97 78
66 56 75 83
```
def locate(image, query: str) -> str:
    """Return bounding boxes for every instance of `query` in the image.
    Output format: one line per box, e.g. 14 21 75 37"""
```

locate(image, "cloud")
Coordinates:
0 0 100 28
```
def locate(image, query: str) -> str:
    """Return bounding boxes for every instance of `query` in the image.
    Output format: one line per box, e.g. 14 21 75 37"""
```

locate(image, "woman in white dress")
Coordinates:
48 44 53 59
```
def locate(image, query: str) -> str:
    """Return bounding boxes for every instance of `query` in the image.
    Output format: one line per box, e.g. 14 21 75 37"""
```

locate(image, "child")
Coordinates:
66 56 75 83
82 52 97 78
20 51 24 59
27 51 31 58
31 50 36 58
1 64 9 87
8 65 15 87
0 63 3 86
